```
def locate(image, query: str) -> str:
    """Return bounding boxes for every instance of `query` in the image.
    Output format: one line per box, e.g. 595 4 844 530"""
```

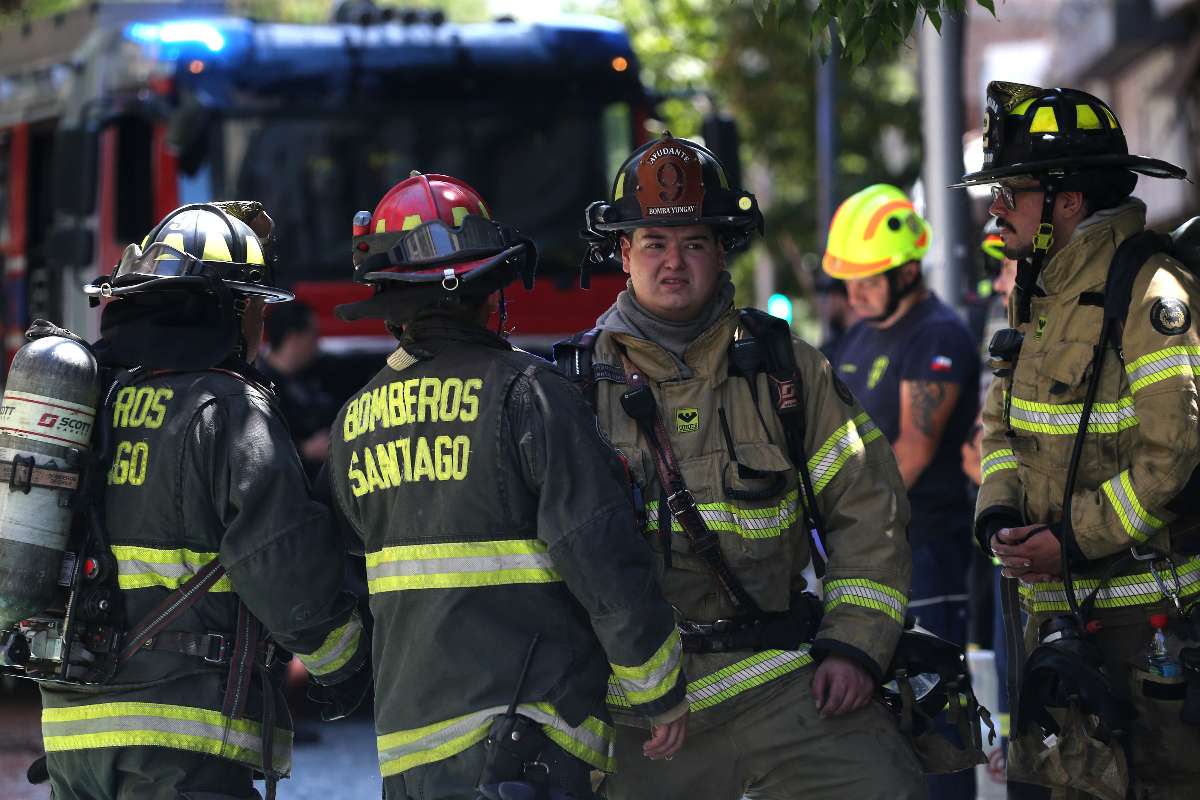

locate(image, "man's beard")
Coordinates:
1004 240 1034 260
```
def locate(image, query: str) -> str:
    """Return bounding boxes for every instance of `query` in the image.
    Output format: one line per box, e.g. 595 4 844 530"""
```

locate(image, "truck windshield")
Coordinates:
219 106 615 285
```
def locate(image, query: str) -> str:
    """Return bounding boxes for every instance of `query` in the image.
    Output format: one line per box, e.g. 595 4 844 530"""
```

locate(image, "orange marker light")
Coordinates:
188 60 205 74
611 56 629 73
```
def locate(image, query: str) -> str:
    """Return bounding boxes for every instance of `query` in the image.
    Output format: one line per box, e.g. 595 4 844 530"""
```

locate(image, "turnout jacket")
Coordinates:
976 201 1200 618
327 321 685 781
40 364 367 775
584 308 913 733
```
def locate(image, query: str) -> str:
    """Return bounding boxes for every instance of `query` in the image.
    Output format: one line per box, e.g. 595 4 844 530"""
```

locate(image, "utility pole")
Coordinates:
815 25 840 248
918 11 971 315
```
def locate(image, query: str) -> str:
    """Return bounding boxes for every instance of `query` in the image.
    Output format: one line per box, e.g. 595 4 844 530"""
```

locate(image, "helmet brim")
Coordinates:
951 153 1188 188
83 275 295 303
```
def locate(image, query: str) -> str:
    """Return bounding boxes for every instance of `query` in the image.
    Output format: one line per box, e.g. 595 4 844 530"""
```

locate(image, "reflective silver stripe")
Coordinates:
686 648 812 710
297 614 364 676
1100 470 1163 543
808 414 881 495
367 553 554 579
823 579 907 623
377 703 611 776
1008 397 1137 434
644 491 800 539
1126 346 1200 392
1019 556 1200 613
365 540 560 593
981 448 1017 480
611 629 682 706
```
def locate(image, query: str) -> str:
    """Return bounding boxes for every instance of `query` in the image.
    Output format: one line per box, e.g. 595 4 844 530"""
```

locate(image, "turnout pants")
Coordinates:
604 667 926 800
47 748 258 800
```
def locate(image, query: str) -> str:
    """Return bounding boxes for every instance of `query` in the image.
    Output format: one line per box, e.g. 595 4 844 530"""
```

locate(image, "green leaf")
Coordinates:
927 8 942 32
752 0 771 26
978 0 997 15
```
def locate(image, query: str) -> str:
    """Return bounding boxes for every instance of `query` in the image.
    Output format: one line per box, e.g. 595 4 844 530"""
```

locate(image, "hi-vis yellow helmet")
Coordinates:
822 184 931 280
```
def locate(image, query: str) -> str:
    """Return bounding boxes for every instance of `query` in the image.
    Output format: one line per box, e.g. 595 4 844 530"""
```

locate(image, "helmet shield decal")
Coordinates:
634 140 706 222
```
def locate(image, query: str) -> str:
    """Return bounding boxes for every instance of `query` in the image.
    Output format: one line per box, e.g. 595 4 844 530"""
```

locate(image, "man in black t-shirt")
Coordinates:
823 184 980 800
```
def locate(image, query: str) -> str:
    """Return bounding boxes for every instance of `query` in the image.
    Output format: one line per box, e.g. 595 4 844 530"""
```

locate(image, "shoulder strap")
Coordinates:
1102 230 1171 328
735 309 829 577
618 353 764 617
551 328 601 410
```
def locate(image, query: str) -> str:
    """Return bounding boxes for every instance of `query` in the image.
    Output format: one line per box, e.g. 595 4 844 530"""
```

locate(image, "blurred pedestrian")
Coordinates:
259 301 336 480
822 184 980 800
958 81 1200 798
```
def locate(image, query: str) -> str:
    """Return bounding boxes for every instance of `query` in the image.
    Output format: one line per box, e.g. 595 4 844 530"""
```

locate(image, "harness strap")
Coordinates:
0 456 80 493
618 353 763 617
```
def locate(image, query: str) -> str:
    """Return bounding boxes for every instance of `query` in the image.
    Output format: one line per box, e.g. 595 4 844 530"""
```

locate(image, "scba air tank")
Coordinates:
0 334 100 629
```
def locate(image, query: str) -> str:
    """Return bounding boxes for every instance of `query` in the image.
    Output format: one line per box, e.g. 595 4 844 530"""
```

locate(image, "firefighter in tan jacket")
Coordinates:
960 82 1200 798
560 134 925 799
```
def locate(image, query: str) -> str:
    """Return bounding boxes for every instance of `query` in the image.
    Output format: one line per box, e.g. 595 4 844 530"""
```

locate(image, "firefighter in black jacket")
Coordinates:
327 173 688 799
39 202 369 799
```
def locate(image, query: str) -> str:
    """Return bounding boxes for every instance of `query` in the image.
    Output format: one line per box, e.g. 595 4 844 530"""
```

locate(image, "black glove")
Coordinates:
974 506 1023 556
307 663 372 722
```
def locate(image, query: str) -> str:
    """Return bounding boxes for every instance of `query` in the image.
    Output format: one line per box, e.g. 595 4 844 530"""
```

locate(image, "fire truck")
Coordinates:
0 1 674 374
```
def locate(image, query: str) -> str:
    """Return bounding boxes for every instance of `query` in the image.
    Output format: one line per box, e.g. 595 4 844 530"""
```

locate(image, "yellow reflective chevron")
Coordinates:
1101 469 1164 543
1125 345 1200 393
365 538 560 594
1018 556 1200 614
808 414 883 495
823 578 906 624
981 448 1018 481
376 703 614 777
610 628 682 707
41 701 291 773
110 545 233 592
607 647 813 713
1009 395 1137 434
296 611 364 678
643 489 799 540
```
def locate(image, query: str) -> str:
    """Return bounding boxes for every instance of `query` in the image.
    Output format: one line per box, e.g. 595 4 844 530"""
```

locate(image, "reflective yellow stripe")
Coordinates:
110 545 233 593
608 647 812 713
365 539 560 594
41 701 291 773
808 413 882 495
1100 469 1164 543
1018 556 1200 613
296 612 364 677
824 578 906 624
610 628 682 707
1009 395 1137 434
1126 345 1200 393
981 448 1018 481
376 703 613 776
644 489 799 540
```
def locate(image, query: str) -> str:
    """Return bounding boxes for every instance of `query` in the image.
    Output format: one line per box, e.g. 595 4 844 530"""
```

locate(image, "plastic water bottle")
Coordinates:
1146 613 1182 678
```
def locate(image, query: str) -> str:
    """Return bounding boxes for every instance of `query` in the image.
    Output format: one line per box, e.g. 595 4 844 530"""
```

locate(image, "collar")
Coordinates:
1039 200 1147 295
612 308 739 383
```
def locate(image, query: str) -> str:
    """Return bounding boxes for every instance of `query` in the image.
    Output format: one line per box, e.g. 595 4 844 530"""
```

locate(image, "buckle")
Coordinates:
204 633 228 663
667 489 697 516
1032 223 1054 253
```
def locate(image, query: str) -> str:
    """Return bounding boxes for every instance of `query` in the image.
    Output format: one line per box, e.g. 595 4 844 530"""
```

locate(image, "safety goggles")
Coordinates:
989 183 1042 211
114 241 264 283
354 215 508 274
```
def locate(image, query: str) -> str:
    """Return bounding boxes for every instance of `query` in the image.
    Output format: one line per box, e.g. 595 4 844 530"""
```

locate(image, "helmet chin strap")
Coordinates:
868 268 920 323
1013 180 1058 324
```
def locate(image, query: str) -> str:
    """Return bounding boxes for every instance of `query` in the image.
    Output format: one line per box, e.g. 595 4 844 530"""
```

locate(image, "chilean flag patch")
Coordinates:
931 355 953 372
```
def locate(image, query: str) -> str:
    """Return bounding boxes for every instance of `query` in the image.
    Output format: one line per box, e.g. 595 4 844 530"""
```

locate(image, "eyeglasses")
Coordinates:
989 183 1042 211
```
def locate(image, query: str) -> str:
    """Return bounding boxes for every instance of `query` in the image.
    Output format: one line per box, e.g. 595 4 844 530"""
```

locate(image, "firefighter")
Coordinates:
958 81 1200 797
821 184 981 800
562 134 925 799
326 173 688 800
39 202 369 800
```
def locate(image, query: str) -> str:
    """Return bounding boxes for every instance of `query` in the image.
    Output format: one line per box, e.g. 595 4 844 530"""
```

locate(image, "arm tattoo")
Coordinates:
909 381 947 437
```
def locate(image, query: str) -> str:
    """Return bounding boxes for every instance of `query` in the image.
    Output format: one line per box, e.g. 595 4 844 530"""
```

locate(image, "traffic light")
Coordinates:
767 293 793 324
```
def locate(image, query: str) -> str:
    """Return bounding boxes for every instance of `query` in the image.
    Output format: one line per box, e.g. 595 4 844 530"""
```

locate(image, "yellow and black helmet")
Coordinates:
953 81 1187 187
84 203 294 303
